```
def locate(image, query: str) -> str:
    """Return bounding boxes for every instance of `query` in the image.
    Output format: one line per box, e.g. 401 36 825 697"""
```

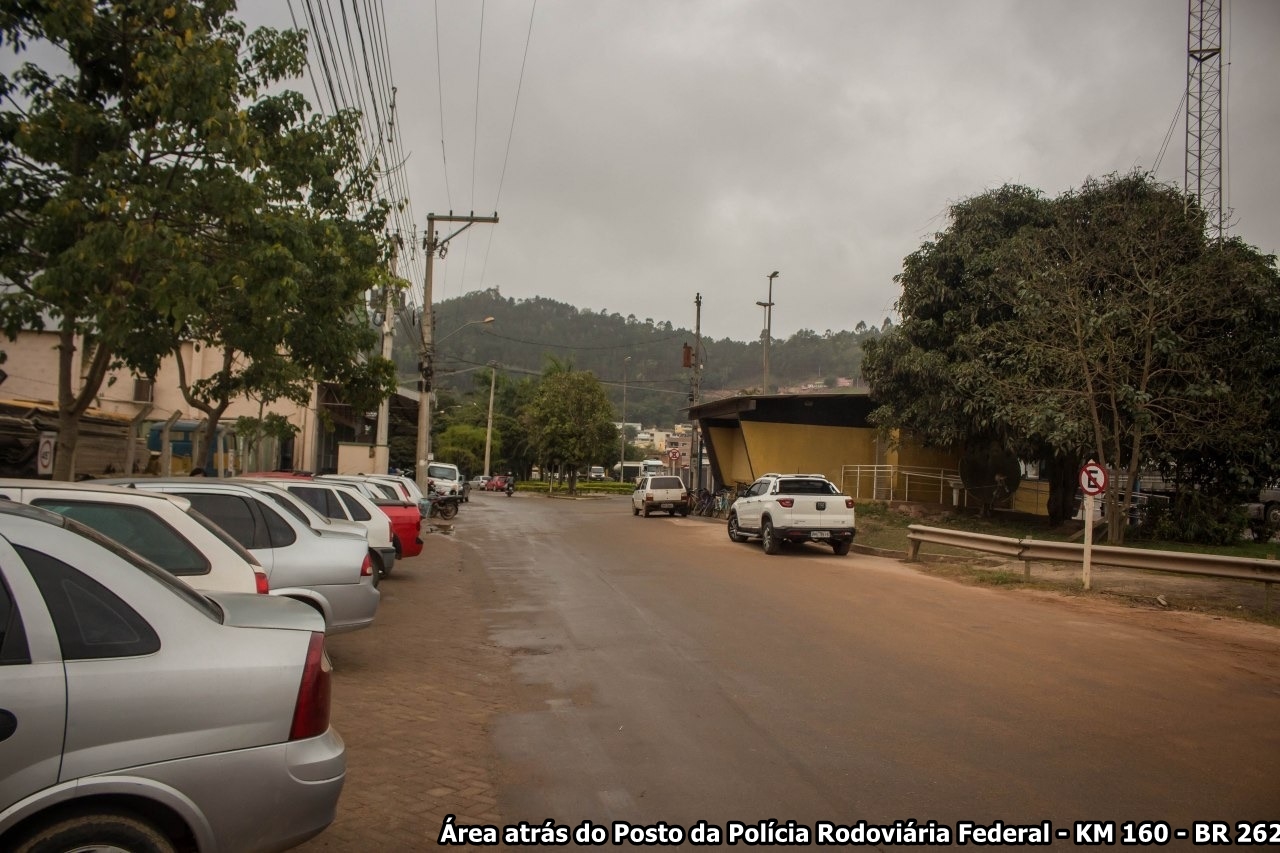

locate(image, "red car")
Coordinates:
484 476 511 491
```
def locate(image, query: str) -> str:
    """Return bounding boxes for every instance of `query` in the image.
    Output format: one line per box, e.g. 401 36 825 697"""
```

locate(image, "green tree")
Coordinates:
0 1 386 479
865 173 1280 543
862 185 1070 515
972 173 1280 542
523 369 616 494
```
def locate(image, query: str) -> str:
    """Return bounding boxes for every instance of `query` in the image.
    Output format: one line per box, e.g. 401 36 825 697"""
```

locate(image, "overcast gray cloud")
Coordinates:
103 2 1280 340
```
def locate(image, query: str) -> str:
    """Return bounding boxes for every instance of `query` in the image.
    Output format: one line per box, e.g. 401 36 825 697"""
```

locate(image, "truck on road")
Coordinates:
727 473 857 556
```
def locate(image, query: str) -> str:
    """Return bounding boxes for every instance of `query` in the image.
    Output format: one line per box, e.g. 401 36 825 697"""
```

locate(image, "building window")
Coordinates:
132 378 154 402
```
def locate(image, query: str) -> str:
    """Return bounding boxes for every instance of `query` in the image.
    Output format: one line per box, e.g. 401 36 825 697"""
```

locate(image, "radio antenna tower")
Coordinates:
1184 0 1224 241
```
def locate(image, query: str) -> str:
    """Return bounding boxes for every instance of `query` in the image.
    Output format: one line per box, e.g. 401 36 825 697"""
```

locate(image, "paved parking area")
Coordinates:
296 529 514 850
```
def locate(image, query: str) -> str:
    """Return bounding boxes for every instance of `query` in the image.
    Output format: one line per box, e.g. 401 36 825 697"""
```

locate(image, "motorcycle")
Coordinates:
425 485 462 520
505 479 514 497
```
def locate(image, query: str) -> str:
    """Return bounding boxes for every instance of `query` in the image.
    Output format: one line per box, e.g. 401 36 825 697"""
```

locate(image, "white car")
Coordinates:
0 479 267 594
101 478 380 634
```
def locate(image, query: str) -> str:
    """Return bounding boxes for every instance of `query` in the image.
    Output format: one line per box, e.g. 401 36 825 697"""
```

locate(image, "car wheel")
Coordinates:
642 505 651 517
727 513 749 543
14 811 176 853
371 550 390 581
438 501 459 520
632 504 640 516
832 540 852 556
761 519 780 555
1267 503 1280 526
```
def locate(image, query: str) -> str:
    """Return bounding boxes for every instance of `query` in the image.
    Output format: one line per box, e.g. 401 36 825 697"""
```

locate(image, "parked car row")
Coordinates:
0 470 438 852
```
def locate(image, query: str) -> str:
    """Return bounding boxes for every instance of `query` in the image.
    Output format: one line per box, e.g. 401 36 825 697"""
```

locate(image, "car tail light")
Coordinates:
645 492 655 501
254 569 270 594
360 552 374 579
290 631 332 740
386 520 394 541
778 498 794 508
845 498 855 508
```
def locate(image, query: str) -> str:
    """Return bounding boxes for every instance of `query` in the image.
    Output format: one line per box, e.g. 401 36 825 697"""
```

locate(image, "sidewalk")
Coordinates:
297 531 514 850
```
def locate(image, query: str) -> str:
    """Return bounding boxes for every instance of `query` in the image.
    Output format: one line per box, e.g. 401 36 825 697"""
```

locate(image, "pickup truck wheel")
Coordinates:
761 519 781 555
727 513 749 543
832 540 852 556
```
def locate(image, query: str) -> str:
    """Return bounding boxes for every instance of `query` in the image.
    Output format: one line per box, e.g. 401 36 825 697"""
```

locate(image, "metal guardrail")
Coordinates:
906 524 1279 610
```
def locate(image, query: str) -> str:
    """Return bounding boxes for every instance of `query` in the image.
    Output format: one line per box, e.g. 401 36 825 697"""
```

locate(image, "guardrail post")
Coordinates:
907 537 921 562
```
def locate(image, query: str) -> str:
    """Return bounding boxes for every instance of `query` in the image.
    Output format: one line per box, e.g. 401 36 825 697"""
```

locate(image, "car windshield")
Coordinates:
428 465 458 480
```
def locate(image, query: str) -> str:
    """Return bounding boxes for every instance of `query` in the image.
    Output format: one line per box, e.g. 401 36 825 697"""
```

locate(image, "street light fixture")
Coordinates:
619 356 632 482
759 271 779 393
416 316 494 491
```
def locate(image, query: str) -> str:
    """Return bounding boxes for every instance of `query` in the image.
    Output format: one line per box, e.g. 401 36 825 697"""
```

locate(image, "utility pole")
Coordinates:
758 271 778 393
416 212 498 493
690 292 703 491
483 362 498 478
375 237 400 472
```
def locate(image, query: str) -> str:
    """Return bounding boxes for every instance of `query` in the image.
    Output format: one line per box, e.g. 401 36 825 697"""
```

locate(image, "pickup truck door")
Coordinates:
738 481 767 528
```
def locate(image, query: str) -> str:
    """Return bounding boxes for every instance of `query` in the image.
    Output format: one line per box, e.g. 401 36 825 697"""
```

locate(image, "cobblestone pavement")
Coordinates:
296 527 515 851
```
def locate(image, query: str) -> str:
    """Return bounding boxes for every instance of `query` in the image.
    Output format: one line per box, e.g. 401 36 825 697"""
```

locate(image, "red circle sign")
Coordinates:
1079 462 1108 496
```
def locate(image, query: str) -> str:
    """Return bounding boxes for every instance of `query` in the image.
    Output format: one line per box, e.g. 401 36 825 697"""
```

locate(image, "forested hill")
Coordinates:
396 288 890 429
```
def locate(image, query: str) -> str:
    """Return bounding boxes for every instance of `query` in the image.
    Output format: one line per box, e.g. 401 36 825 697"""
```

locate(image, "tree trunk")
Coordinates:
1044 454 1080 526
53 326 112 481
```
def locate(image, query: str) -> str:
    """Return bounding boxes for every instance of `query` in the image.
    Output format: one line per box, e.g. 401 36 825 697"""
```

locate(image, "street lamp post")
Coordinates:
483 362 498 477
619 356 631 482
758 271 779 393
415 316 494 492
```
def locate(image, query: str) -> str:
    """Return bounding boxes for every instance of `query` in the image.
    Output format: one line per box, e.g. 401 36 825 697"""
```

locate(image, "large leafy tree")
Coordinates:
866 172 1280 542
0 1 393 479
523 367 617 494
861 185 1077 519
972 174 1280 541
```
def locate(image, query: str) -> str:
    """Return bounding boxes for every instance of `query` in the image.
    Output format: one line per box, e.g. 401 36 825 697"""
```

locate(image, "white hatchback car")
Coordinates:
0 501 345 852
101 479 379 635
0 479 267 594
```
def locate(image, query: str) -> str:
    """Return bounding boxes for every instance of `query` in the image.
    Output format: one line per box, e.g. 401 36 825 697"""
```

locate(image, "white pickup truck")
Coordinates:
727 473 856 556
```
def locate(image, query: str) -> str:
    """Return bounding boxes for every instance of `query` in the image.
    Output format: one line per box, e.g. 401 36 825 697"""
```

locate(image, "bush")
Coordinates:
1133 492 1250 546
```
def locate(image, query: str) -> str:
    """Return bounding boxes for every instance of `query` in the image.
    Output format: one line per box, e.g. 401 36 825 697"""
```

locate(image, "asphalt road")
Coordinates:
460 491 1280 848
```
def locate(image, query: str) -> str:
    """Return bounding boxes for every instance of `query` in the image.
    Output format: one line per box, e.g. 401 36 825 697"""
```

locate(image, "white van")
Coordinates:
426 462 465 498
589 466 607 481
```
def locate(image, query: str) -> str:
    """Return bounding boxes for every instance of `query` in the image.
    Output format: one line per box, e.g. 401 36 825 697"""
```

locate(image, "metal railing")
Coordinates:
840 465 962 506
905 524 1279 610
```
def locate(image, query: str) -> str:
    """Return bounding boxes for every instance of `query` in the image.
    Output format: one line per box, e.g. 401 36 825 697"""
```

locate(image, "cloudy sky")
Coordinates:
193 2 1280 341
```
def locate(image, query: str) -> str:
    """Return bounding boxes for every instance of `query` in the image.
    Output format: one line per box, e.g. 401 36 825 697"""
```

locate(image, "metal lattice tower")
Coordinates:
1185 0 1224 240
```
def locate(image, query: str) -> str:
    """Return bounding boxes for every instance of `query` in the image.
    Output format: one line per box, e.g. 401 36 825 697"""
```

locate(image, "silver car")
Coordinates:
103 479 379 634
0 501 345 852
0 479 268 595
